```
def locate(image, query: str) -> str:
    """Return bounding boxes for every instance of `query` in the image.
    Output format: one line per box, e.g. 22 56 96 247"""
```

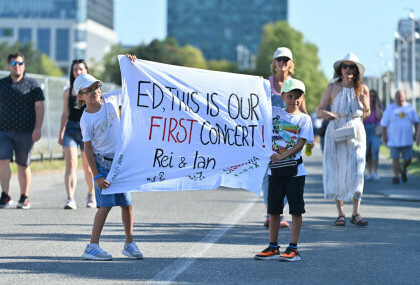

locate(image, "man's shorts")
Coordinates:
94 154 132 208
268 175 305 215
0 131 34 166
390 146 413 160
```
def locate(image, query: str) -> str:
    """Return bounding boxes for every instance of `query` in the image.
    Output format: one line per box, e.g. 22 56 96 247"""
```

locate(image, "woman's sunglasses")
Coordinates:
275 57 290 63
341 63 356 70
10 61 24 66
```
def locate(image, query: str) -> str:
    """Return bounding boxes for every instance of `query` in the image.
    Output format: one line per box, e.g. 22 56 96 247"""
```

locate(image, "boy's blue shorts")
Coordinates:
94 154 132 208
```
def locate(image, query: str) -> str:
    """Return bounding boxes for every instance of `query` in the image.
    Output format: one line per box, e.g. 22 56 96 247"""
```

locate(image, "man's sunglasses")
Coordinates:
275 57 290 63
10 61 24 66
341 63 356 70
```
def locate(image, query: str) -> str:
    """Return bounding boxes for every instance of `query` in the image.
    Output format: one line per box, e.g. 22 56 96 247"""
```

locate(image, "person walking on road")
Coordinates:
77 55 143 261
58 59 95 209
255 79 314 262
0 52 45 209
381 90 419 184
316 53 370 227
363 89 383 180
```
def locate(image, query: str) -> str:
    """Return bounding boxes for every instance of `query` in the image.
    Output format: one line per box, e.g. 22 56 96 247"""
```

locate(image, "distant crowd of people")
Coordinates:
0 50 419 262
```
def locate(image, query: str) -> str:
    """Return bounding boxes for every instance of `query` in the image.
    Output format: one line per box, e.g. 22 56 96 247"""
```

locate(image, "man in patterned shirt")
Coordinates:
0 52 45 209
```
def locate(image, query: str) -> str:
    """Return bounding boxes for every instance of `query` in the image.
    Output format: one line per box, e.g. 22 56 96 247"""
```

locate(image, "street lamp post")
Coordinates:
378 50 392 107
409 12 420 111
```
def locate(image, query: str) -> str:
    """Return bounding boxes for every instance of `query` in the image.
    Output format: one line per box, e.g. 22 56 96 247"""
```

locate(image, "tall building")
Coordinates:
167 0 287 65
395 18 420 84
0 0 117 69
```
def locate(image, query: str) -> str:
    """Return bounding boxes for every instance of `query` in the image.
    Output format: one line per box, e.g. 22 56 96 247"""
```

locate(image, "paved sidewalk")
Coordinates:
368 151 420 202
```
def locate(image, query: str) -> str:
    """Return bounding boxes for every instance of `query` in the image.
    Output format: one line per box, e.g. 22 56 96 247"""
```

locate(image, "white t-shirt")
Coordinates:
381 102 419 147
80 90 122 155
269 107 314 176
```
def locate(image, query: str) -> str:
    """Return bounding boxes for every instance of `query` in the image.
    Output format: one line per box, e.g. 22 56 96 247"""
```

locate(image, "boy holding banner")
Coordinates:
254 79 313 262
76 55 143 261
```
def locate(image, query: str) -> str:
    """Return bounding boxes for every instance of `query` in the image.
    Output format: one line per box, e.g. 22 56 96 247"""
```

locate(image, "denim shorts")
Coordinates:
390 146 413 160
63 121 84 150
94 154 132 208
63 132 84 150
0 131 34 166
364 123 381 161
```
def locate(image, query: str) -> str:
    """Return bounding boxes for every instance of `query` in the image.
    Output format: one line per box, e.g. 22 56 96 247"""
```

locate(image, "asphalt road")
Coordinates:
1 147 420 284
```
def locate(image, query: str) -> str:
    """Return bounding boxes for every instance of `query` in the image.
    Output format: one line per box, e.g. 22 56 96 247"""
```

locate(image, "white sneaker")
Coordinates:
86 194 96 208
64 198 77 209
122 242 143 259
365 174 372 180
82 244 112 261
373 172 380 180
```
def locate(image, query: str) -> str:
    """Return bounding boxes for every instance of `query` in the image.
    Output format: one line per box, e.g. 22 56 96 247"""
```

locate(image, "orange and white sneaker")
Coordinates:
279 247 301 262
254 246 280 260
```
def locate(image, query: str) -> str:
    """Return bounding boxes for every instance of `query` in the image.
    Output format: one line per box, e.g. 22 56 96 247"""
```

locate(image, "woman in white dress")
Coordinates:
316 53 370 226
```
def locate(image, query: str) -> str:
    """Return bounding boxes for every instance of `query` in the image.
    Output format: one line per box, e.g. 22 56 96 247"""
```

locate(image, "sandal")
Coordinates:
335 216 346 226
350 214 368 226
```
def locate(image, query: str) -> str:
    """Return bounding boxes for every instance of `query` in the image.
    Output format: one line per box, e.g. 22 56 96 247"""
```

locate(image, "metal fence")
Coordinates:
0 70 120 160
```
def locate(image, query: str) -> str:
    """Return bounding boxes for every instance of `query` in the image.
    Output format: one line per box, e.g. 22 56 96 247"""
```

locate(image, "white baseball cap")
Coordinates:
73 73 103 94
273 47 293 60
333 53 365 76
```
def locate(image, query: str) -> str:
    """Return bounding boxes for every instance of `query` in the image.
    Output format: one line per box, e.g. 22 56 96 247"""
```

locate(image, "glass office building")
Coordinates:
0 0 116 69
167 0 288 62
395 18 420 82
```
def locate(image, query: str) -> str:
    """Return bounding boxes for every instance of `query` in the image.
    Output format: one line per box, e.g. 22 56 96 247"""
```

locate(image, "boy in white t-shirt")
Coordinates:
254 79 314 262
75 55 143 261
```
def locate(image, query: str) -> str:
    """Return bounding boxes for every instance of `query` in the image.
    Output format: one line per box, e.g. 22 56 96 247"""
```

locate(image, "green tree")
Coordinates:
0 41 63 77
37 54 63 76
208 59 239 73
101 38 210 85
179 45 207 69
96 44 128 84
256 21 328 113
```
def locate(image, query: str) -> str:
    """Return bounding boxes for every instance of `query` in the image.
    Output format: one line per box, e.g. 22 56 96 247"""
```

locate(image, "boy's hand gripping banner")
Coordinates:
104 56 272 195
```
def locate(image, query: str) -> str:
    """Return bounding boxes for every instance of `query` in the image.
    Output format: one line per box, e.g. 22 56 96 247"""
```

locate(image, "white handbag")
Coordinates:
334 125 356 142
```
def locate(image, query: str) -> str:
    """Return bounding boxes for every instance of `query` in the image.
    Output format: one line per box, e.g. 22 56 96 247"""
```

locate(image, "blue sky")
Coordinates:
115 0 420 78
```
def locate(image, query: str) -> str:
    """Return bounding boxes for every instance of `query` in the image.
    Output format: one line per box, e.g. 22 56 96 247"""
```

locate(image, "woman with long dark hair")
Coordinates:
58 59 95 209
316 53 370 226
363 89 383 180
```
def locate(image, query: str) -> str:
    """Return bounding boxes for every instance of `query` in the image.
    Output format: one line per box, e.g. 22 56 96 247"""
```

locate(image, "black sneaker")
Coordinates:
16 196 31 209
0 192 13 208
279 247 301 262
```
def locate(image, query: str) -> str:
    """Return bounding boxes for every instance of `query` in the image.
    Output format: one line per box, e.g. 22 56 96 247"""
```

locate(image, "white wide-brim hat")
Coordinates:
333 53 365 76
74 73 103 94
273 47 293 60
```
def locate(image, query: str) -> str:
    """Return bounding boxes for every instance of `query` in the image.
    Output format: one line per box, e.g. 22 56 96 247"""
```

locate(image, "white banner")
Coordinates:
103 56 272 195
